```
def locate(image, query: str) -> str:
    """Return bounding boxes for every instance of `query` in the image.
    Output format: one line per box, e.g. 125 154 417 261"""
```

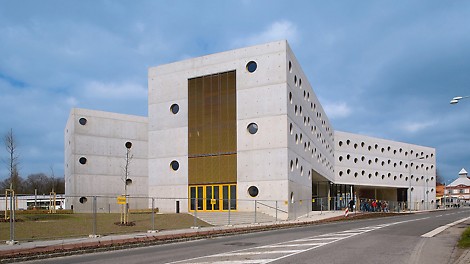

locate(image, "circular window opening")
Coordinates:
246 61 257 73
79 197 88 204
125 141 132 149
79 157 87 165
79 118 87 126
170 104 179 114
247 123 258 134
248 186 259 197
288 61 292 72
170 160 179 171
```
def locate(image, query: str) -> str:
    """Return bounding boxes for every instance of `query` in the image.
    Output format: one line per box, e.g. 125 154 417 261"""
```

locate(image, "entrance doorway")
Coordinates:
189 184 236 212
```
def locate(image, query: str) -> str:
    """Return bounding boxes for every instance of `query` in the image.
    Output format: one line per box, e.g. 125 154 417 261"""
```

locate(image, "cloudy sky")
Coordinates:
1 1 469 184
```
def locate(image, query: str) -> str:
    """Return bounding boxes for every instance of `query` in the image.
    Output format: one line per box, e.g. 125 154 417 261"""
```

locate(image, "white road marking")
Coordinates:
190 261 271 264
217 250 300 256
165 217 431 264
421 216 470 237
260 243 326 248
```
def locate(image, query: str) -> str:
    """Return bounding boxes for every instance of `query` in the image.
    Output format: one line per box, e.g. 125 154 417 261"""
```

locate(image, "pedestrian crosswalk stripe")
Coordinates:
164 220 426 264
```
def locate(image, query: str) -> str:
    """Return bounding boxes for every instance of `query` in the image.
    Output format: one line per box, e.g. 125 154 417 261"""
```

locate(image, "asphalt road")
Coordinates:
20 208 470 264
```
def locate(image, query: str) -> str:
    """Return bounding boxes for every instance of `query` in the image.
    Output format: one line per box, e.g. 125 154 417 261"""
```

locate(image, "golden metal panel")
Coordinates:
188 71 236 185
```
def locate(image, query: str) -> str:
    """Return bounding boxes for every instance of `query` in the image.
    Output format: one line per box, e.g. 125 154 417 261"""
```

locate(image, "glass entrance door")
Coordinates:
189 184 236 212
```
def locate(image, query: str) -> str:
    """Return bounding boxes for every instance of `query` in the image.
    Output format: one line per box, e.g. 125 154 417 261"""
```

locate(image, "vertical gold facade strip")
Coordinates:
188 71 237 185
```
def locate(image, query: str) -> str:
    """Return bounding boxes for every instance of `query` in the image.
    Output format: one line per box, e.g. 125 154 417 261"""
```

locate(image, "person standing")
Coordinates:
349 199 355 212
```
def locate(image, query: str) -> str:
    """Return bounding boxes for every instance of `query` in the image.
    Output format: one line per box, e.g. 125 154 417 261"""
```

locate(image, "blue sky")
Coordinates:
1 1 469 184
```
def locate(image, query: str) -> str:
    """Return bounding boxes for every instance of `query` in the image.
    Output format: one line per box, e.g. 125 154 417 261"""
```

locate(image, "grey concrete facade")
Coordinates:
148 41 335 219
65 40 436 217
334 131 436 210
65 108 148 212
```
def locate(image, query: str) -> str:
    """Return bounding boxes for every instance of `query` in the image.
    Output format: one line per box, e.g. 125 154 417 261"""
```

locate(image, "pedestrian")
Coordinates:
349 199 355 212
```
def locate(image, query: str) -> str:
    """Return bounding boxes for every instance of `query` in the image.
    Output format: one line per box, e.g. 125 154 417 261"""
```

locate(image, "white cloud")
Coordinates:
402 120 437 133
83 81 147 99
66 96 79 106
323 101 352 119
233 20 299 47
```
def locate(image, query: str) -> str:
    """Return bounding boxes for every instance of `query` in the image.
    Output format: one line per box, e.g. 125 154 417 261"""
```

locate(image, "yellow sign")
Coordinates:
312 199 315 202
210 199 216 205
117 196 127 205
284 201 288 205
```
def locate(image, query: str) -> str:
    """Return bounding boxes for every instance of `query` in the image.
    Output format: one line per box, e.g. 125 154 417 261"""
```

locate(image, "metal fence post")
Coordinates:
275 200 278 222
92 196 97 237
193 199 197 228
151 197 155 231
228 198 231 225
307 199 310 217
254 200 257 223
294 200 296 219
9 191 15 243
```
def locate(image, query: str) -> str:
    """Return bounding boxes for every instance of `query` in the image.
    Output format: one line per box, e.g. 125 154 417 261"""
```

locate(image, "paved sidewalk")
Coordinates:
455 249 470 264
0 211 344 262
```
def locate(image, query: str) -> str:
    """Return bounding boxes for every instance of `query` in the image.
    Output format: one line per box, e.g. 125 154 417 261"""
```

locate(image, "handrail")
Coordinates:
257 201 288 214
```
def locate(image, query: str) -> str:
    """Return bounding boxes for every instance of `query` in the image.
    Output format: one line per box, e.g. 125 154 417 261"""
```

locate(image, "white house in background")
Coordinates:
445 168 470 206
65 40 436 218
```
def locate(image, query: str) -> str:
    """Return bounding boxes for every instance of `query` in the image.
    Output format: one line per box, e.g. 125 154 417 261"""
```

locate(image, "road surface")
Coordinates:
20 208 470 264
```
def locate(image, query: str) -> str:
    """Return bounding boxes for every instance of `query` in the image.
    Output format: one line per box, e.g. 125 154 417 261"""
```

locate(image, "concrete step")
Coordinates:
192 211 277 226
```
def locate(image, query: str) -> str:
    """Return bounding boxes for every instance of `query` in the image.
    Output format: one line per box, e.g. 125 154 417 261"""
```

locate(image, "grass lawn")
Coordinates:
458 226 470 248
0 213 210 242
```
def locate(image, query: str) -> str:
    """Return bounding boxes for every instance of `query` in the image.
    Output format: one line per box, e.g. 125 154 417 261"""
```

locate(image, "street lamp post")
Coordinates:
450 95 470 104
444 179 452 209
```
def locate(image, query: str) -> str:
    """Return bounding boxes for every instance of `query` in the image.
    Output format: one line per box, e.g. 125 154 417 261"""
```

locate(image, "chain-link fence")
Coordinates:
1 194 444 243
0 195 306 242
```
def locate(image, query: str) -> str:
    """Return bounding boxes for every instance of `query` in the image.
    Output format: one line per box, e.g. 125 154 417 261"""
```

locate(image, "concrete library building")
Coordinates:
65 41 436 219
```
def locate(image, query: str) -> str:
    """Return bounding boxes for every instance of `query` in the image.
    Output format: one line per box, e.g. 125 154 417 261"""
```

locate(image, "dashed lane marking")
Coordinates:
165 217 428 264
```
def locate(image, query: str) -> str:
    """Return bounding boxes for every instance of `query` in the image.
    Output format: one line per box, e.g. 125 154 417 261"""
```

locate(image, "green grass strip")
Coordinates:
458 226 470 248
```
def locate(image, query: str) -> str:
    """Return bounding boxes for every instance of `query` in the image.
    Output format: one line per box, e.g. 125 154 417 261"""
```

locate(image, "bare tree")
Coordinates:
22 173 65 194
4 129 20 191
23 173 50 194
436 168 444 185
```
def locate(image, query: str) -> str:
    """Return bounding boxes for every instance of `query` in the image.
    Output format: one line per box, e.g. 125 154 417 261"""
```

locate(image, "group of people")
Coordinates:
360 199 389 212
